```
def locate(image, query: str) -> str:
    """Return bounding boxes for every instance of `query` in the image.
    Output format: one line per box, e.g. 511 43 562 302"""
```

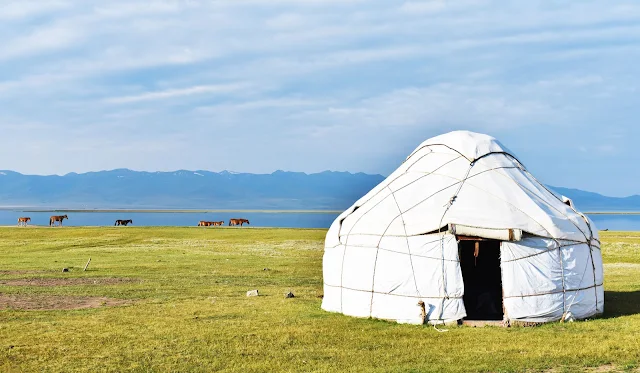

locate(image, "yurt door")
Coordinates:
458 238 504 320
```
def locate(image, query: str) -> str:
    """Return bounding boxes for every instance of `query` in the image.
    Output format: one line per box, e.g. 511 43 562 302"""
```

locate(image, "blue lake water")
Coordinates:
588 214 640 232
1 210 639 231
0 210 339 229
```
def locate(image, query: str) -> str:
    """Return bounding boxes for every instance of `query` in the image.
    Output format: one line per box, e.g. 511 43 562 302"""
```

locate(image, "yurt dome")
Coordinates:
322 131 603 325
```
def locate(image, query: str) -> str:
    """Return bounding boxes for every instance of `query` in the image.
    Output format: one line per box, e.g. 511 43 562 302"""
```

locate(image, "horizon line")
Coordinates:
0 168 385 177
1 207 639 215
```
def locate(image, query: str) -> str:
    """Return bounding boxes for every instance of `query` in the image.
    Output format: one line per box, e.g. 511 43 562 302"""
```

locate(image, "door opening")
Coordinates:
458 238 504 321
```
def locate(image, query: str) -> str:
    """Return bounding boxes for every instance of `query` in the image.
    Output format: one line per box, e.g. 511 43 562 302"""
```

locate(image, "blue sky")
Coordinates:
0 1 639 197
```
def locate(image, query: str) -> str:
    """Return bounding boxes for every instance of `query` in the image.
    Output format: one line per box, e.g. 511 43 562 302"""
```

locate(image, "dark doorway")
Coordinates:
459 239 504 320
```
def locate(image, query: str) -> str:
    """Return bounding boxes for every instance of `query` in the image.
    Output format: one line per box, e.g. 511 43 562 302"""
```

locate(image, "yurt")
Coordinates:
322 131 603 325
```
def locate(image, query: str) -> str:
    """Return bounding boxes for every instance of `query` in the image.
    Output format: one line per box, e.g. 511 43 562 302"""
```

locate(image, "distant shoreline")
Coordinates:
0 208 343 214
1 207 640 215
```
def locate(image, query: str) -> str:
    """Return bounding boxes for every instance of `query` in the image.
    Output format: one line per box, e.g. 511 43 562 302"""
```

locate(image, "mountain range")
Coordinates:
0 169 383 210
0 169 638 211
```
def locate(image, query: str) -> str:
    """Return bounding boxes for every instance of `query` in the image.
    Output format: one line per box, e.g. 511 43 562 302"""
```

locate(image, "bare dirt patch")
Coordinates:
0 277 139 287
0 294 131 311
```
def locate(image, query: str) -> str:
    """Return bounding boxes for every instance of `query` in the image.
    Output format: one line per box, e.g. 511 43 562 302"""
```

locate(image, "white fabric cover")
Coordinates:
322 131 603 324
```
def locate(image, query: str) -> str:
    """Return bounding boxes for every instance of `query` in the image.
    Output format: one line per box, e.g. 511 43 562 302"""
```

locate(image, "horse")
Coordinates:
50 215 68 227
199 221 224 227
115 219 133 226
17 217 31 226
229 218 250 226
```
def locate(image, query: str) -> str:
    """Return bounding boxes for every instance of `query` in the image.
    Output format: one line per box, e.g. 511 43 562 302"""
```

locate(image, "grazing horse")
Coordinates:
200 221 225 227
17 217 31 226
50 215 68 227
229 218 250 226
115 219 133 226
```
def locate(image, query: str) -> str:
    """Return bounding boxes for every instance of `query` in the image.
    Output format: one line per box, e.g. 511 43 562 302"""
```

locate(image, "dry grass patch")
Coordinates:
0 294 131 310
0 277 139 287
540 364 640 372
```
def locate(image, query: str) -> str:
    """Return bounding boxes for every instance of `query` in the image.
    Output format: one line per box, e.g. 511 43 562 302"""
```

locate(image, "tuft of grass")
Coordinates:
0 227 638 372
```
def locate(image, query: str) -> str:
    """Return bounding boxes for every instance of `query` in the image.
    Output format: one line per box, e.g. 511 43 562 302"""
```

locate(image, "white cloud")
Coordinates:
0 22 85 60
534 75 605 89
265 13 308 29
0 1 71 21
104 84 249 104
195 98 325 113
399 1 446 14
92 2 183 18
288 83 560 136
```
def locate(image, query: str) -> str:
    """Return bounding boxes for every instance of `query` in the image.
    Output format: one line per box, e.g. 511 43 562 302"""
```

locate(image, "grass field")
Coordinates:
1 228 639 372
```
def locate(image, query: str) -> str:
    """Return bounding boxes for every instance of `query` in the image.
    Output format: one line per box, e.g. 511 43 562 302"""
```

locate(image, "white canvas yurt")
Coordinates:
322 131 603 325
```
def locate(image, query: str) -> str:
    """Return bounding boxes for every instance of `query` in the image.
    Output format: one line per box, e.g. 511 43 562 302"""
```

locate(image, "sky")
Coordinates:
0 1 639 197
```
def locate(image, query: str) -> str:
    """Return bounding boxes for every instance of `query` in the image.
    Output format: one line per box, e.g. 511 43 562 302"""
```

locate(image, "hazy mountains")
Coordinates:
548 186 640 212
0 169 384 210
0 169 638 211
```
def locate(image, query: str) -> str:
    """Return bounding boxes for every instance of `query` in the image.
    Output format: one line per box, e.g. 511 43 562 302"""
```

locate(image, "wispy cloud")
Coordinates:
104 84 249 104
0 22 85 60
0 1 71 21
399 1 446 14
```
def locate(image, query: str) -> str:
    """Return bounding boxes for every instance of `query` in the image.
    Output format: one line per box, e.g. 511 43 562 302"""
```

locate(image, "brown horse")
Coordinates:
50 215 68 227
115 219 133 226
198 221 224 227
17 217 31 226
229 218 250 226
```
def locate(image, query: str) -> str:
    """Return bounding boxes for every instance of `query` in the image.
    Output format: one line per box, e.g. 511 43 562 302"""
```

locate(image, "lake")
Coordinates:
587 214 640 232
1 210 639 231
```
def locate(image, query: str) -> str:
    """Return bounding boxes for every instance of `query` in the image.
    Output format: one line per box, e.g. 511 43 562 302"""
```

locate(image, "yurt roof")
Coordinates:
327 131 598 246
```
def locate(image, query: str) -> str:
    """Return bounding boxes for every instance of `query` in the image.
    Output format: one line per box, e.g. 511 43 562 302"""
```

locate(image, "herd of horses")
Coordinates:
16 216 250 227
17 215 71 227
198 221 224 226
199 219 250 226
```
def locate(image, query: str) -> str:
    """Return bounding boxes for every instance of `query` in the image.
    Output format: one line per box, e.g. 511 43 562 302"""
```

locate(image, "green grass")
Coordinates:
1 228 639 372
